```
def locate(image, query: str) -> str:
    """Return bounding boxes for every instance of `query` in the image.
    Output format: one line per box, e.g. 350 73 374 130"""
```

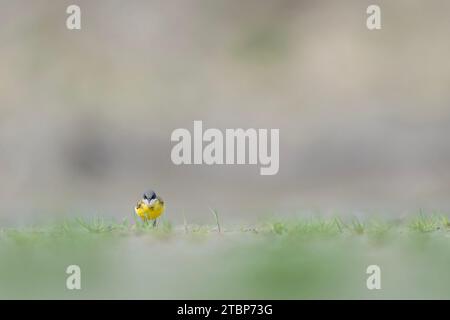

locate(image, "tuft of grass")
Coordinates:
76 217 110 233
440 216 450 229
271 221 287 235
333 217 344 234
348 218 365 235
289 218 341 237
409 213 441 233
210 208 221 233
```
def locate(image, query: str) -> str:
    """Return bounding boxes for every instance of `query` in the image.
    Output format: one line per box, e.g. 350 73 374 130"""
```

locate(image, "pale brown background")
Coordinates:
1 0 450 225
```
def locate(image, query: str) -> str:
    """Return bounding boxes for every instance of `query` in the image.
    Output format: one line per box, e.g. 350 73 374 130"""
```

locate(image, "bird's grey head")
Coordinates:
143 190 157 201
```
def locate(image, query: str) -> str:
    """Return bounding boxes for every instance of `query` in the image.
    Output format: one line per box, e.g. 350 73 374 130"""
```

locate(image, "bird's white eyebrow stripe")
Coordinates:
143 198 158 206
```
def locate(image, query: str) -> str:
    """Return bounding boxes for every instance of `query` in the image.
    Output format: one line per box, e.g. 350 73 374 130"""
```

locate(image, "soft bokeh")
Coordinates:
2 221 450 299
1 0 450 225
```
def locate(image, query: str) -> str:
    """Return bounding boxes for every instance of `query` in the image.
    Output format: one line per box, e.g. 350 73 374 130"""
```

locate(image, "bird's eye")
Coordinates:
150 193 156 200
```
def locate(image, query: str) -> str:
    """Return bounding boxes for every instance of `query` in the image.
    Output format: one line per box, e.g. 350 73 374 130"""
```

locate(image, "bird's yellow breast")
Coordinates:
135 200 165 220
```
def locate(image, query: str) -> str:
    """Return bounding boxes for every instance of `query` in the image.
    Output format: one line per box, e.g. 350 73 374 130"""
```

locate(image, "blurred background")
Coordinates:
1 0 450 226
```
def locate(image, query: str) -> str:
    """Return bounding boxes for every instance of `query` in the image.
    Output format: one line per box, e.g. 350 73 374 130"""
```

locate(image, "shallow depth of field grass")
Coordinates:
0 213 450 299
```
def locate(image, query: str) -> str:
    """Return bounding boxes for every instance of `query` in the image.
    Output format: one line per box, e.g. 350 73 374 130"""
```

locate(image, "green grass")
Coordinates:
0 214 449 299
2 214 445 241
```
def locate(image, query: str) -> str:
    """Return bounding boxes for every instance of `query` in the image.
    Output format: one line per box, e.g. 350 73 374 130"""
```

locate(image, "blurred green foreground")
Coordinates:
0 216 449 299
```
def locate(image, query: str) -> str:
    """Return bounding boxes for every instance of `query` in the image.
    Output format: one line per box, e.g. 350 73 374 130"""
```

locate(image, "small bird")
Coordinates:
134 190 165 227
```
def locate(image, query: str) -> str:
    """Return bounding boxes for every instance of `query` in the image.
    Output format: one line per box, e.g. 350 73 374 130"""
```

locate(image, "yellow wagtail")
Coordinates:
134 190 165 227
